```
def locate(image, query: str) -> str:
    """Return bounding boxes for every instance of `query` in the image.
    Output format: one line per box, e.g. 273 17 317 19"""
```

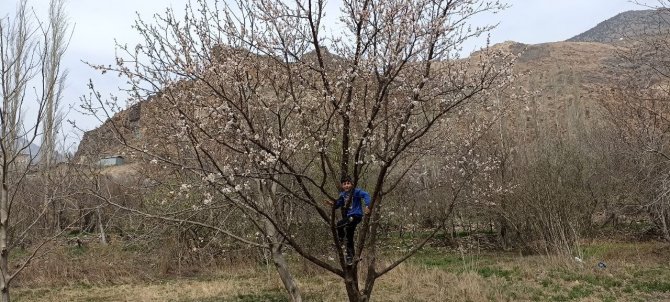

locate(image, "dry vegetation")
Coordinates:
10 239 670 302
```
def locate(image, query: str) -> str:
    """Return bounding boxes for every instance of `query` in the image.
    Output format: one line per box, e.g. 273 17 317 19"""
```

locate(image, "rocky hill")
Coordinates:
74 102 142 163
74 9 662 164
568 9 670 44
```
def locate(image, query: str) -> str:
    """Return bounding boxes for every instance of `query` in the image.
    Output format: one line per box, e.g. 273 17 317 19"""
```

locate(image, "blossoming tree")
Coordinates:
84 0 512 300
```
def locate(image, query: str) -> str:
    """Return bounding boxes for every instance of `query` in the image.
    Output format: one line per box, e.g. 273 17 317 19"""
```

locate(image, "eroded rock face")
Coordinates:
74 101 147 164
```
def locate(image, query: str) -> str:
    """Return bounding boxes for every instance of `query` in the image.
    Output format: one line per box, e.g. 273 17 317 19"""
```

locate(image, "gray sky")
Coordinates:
0 0 652 151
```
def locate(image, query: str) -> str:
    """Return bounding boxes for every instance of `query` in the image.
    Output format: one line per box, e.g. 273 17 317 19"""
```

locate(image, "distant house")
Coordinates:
98 155 124 167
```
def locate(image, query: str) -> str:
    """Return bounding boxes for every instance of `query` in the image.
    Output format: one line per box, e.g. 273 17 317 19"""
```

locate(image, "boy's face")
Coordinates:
342 181 353 192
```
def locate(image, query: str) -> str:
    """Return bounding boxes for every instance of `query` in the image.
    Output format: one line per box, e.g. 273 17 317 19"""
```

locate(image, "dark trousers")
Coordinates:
336 216 362 258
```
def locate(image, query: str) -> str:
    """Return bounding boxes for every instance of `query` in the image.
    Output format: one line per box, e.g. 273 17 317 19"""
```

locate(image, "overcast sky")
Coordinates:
0 0 654 151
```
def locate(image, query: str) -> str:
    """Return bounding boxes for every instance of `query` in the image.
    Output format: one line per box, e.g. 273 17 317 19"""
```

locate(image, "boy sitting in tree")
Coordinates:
324 175 371 265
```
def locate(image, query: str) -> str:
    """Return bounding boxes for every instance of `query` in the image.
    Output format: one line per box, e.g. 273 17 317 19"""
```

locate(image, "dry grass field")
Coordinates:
10 240 670 302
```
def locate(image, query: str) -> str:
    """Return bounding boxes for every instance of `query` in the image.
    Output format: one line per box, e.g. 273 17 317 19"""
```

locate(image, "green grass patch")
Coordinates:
552 269 622 289
530 289 548 302
582 241 666 260
9 247 29 261
177 289 324 302
72 294 117 302
409 248 496 272
547 283 594 302
476 266 517 280
634 281 670 293
68 245 87 256
581 243 617 259
581 274 622 289
599 293 617 302
455 231 470 238
179 291 289 302
540 278 556 288
14 288 53 302
567 284 594 299
632 267 670 278
550 294 569 301
228 293 288 302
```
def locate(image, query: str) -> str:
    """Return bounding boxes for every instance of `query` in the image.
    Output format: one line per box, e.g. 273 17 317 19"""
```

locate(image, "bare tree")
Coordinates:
40 0 69 232
597 5 670 241
84 0 511 301
0 1 71 301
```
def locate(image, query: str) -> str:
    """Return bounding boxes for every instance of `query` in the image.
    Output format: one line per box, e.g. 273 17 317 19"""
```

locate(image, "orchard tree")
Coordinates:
84 0 511 301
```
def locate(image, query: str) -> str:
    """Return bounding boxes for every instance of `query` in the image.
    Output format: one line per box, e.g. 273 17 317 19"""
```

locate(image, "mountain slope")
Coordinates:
568 9 670 44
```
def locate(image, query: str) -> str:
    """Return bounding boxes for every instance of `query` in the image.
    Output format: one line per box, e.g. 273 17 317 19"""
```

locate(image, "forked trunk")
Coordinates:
344 258 381 302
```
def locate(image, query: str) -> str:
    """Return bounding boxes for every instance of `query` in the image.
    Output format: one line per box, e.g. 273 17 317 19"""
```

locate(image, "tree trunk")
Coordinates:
1 182 10 302
344 270 362 302
257 180 302 302
264 219 301 302
96 207 108 245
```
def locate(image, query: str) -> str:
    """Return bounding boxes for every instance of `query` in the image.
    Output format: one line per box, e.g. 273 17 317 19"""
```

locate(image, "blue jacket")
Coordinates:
335 188 371 217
